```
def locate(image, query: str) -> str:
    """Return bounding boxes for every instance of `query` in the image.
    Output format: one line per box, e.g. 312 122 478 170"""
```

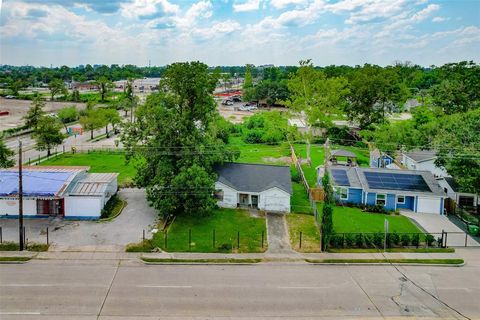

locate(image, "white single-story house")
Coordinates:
437 177 479 211
401 150 449 178
214 163 292 213
330 167 446 215
0 166 118 220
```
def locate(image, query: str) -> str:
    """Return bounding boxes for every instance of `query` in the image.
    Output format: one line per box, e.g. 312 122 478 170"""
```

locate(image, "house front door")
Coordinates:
251 195 258 209
239 193 249 206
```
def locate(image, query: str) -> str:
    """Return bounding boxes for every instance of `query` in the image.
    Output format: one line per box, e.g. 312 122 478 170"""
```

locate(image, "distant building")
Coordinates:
71 81 98 91
0 166 118 220
401 150 448 178
404 99 421 111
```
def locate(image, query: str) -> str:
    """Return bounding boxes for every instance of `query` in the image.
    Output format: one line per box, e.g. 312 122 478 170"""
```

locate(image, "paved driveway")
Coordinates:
401 211 479 247
266 213 296 254
0 189 157 250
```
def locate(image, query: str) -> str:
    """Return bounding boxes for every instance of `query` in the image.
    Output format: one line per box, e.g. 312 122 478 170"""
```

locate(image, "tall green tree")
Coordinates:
435 109 480 194
24 96 46 130
7 79 26 96
57 106 79 134
122 62 236 220
286 59 348 163
0 135 14 168
321 172 334 251
33 116 65 156
100 108 121 138
80 109 104 140
95 76 114 102
243 64 255 101
48 78 67 101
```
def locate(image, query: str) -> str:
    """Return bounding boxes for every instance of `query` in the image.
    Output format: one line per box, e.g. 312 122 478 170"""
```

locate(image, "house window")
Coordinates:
214 190 224 201
397 195 405 204
376 194 386 206
339 187 348 200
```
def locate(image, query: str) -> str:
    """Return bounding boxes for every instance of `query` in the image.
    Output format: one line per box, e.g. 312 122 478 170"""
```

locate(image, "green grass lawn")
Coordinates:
152 208 267 253
286 213 321 252
293 144 325 187
40 152 138 187
228 136 291 165
291 182 311 213
317 203 422 234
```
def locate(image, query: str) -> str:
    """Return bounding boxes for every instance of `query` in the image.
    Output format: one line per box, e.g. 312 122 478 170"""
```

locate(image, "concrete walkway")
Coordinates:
401 211 480 247
0 249 466 263
266 212 297 254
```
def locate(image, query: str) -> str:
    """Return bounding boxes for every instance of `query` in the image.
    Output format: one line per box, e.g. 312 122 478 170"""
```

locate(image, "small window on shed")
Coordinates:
397 195 405 204
376 194 386 206
214 190 224 201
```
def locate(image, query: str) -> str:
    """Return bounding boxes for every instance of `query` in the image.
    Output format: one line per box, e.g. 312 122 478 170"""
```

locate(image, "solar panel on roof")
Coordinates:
363 172 431 192
331 169 350 186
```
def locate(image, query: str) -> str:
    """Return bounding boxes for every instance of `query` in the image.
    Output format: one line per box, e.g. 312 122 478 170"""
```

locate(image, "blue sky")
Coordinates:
0 0 479 66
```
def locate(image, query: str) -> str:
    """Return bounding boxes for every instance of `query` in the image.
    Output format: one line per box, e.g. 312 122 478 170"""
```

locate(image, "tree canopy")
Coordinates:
122 61 237 220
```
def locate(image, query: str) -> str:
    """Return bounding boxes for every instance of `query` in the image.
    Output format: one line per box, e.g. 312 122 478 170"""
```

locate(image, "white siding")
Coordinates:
259 187 291 213
402 155 448 178
64 196 103 217
214 182 237 208
416 197 442 214
0 198 37 216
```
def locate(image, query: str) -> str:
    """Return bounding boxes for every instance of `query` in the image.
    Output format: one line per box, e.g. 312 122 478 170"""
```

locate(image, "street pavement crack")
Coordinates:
97 260 120 319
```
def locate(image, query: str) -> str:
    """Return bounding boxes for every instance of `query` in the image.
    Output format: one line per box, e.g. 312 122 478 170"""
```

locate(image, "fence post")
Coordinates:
261 231 264 249
444 231 448 248
23 226 26 248
0 227 2 243
343 233 345 248
237 231 240 249
299 231 302 249
164 231 168 249
441 230 444 248
189 229 192 251
142 229 145 242
465 232 468 247
46 227 49 245
63 145 65 153
213 229 215 248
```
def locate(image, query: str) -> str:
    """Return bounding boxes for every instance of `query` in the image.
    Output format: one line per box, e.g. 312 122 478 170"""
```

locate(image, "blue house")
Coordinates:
370 149 395 168
329 167 446 215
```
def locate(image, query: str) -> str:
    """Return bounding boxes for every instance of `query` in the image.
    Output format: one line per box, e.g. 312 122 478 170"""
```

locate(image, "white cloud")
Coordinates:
432 16 449 23
270 0 307 9
233 0 261 12
120 0 179 19
192 20 242 39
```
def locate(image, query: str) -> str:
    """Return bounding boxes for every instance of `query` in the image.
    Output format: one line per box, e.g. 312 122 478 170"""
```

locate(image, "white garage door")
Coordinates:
264 196 288 212
416 197 441 214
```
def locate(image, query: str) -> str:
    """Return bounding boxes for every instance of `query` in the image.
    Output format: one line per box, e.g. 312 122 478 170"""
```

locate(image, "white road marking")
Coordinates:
0 312 41 315
136 285 193 288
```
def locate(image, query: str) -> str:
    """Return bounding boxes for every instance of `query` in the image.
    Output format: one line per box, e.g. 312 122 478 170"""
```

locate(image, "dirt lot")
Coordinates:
0 98 86 130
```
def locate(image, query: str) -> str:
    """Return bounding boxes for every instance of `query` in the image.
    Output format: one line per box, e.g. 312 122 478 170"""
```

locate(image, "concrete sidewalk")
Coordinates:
0 249 465 262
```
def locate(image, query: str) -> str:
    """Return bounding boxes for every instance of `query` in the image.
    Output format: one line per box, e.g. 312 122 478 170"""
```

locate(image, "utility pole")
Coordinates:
18 141 24 251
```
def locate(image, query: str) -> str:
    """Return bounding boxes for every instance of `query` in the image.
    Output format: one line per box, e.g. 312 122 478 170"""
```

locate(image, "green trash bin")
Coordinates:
467 224 479 236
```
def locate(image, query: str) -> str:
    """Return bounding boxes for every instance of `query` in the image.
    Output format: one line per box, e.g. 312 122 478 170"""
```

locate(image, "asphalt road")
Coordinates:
1 249 479 319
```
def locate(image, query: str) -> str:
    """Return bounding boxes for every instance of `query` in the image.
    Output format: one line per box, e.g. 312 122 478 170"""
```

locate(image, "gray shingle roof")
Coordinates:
403 149 437 162
331 149 357 158
215 163 292 195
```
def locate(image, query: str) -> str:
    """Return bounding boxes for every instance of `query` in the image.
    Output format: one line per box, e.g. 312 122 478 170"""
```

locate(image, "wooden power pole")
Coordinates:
18 140 24 251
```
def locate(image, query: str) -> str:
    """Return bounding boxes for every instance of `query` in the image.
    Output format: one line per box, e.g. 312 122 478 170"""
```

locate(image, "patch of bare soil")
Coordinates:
262 156 292 164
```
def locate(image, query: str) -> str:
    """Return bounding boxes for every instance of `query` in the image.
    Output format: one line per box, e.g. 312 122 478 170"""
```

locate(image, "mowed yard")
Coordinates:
152 208 267 253
228 136 291 165
316 203 422 234
40 152 138 187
